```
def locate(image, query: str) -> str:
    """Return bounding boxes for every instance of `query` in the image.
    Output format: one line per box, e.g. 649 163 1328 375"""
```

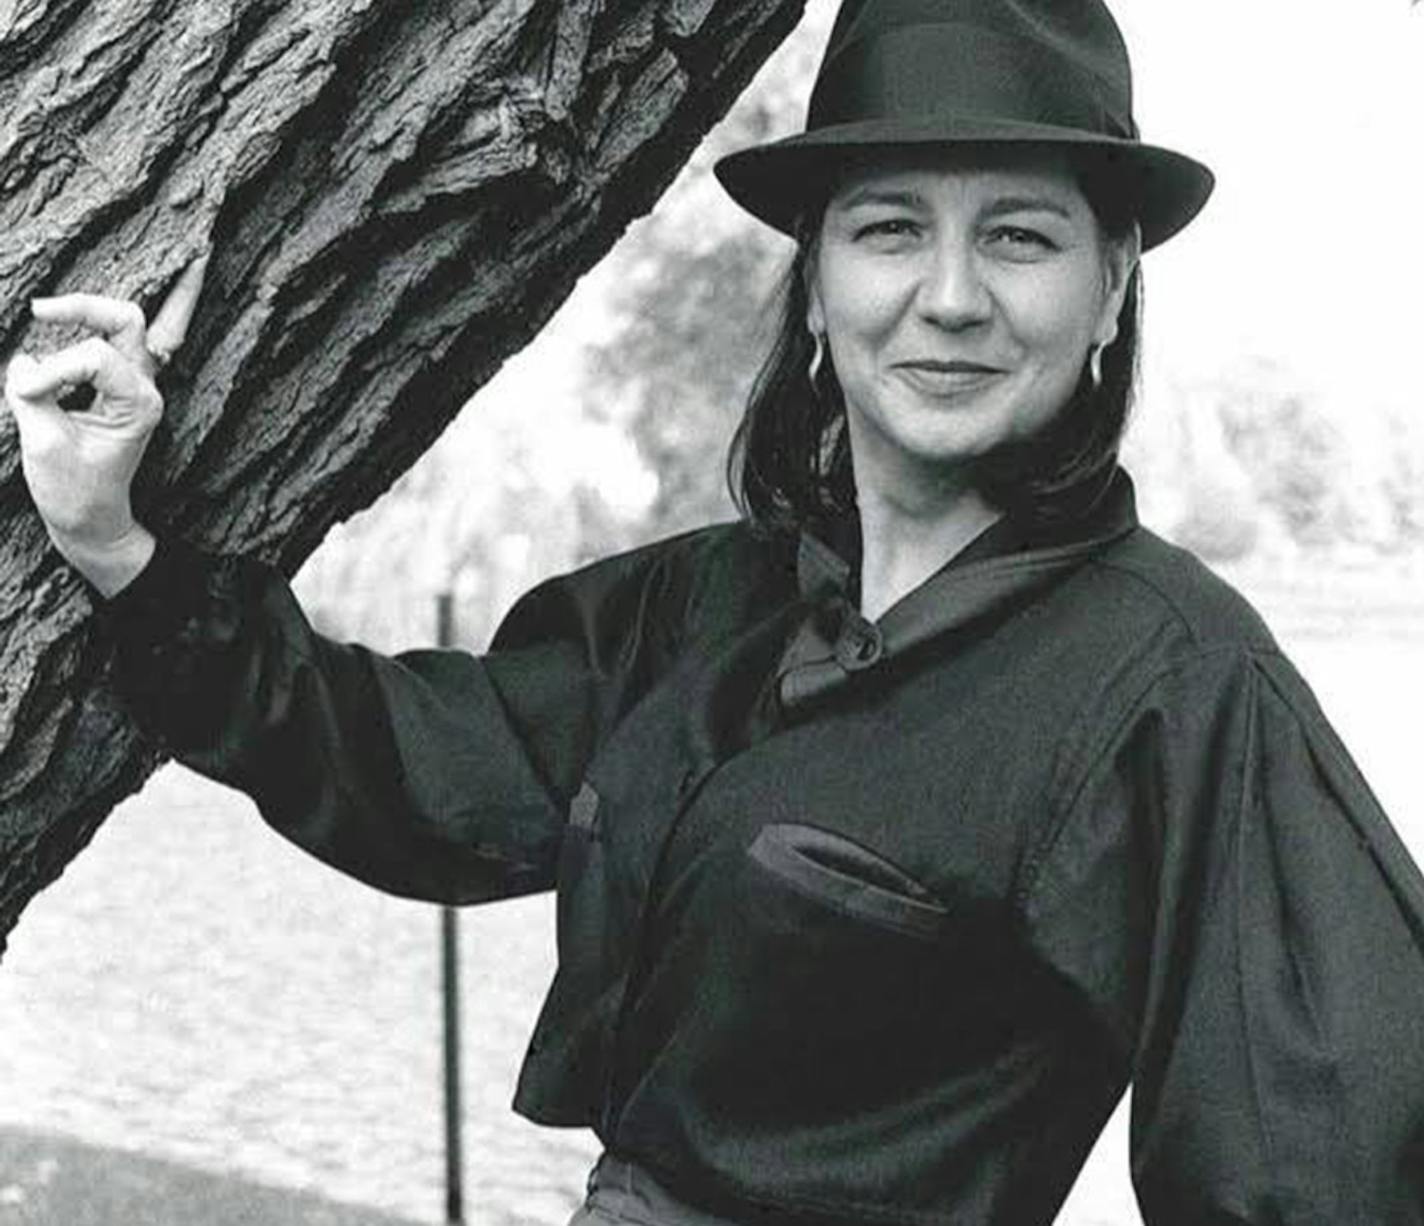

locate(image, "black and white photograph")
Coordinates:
0 2 1422 1224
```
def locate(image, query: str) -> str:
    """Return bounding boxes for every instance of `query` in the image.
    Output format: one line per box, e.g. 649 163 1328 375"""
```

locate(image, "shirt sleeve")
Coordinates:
1022 647 1424 1226
93 535 686 905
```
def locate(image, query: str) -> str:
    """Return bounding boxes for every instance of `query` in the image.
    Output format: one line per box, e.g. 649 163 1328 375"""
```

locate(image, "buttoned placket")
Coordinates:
597 750 721 1136
591 592 899 1135
588 603 803 1137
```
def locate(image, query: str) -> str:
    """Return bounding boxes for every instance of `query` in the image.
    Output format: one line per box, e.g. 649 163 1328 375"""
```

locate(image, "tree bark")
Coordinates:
0 0 804 951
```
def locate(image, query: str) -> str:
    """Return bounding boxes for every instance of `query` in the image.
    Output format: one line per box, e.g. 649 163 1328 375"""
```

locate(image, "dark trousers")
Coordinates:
568 1154 743 1226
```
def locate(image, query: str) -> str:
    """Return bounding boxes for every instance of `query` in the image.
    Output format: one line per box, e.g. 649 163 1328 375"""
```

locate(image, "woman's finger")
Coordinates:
5 354 77 458
30 293 149 365
6 336 156 409
144 252 210 361
4 353 62 418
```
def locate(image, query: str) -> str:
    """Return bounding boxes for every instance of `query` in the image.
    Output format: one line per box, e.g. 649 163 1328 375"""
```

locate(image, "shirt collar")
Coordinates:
779 469 1140 711
797 510 1033 605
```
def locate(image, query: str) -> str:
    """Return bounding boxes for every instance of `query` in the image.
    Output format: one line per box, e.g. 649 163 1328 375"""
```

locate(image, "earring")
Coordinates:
808 331 826 386
1088 342 1105 391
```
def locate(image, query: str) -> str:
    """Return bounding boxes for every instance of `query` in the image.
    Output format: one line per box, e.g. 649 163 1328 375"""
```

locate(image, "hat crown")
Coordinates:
809 0 1135 140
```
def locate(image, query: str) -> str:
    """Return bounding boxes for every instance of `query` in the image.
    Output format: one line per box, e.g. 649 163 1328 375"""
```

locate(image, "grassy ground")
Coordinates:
0 1128 422 1226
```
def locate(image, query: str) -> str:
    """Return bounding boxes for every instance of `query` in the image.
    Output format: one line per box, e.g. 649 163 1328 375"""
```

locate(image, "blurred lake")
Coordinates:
0 581 1420 1226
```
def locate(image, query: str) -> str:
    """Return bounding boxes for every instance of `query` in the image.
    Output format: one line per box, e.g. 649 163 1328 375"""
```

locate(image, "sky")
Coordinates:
1112 0 1424 410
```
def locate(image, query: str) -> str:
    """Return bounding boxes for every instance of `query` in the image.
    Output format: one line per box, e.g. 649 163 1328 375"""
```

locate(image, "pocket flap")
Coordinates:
748 823 949 941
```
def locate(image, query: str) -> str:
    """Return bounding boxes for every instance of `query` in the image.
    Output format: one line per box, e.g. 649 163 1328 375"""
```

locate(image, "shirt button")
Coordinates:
834 619 884 670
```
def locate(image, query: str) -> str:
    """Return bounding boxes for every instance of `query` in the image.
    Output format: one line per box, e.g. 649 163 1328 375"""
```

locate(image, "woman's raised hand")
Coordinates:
4 255 208 596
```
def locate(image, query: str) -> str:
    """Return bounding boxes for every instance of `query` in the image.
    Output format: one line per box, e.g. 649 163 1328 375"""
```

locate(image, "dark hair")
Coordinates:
727 155 1143 538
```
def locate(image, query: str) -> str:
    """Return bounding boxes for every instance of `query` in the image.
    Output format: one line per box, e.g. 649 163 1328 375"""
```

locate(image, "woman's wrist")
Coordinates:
50 520 157 598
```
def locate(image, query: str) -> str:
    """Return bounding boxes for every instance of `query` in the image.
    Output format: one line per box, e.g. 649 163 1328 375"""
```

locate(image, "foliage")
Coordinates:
294 392 636 651
1130 358 1424 567
583 230 785 539
575 2 834 542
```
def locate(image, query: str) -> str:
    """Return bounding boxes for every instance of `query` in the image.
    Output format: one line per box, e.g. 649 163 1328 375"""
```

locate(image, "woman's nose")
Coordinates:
915 237 992 330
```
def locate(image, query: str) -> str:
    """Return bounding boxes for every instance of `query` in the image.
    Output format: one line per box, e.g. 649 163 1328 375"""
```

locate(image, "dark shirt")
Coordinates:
96 469 1424 1225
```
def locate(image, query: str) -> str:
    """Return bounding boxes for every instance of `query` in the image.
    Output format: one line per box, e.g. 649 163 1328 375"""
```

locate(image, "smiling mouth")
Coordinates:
893 361 1006 394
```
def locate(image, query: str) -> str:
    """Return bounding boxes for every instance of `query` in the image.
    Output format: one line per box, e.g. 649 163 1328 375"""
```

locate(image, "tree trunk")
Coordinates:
0 0 804 951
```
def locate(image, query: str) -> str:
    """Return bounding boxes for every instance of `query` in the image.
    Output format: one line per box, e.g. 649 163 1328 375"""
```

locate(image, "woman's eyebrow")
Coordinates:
981 195 1074 220
834 186 926 211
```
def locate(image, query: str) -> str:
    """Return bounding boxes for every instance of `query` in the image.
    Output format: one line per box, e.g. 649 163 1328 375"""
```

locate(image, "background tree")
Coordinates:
0 0 808 951
578 9 824 542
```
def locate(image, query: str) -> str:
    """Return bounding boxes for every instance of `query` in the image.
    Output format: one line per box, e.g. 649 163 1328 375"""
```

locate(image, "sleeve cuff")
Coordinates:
91 537 253 749
92 536 235 647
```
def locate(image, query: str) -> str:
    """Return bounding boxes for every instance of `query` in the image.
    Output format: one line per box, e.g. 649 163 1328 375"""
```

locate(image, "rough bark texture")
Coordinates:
0 0 804 951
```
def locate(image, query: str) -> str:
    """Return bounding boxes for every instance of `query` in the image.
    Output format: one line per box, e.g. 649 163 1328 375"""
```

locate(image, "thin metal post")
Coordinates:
441 905 465 1224
437 591 465 1225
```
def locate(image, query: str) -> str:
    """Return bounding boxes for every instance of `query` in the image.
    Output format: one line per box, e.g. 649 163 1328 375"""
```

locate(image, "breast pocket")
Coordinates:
747 822 949 942
629 820 956 1128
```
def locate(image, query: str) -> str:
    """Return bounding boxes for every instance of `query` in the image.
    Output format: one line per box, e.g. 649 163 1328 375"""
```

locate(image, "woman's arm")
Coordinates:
4 275 675 904
1024 647 1424 1225
91 535 577 903
88 531 684 904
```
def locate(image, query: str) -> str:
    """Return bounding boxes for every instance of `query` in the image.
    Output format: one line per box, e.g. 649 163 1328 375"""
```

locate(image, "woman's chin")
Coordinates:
847 382 1060 479
862 429 1001 481
883 408 1013 470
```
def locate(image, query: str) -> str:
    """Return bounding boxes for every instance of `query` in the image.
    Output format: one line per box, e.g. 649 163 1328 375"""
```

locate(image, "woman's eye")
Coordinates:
985 226 1057 254
854 218 922 242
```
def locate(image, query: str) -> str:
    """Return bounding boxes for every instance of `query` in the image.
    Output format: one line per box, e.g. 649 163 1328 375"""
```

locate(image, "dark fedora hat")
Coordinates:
715 0 1214 250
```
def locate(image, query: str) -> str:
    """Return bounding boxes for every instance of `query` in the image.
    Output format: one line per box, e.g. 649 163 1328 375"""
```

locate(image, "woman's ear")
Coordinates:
1094 223 1141 347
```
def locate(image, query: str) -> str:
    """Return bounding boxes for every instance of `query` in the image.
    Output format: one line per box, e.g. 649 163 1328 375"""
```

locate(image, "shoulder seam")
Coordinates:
1081 554 1201 644
1014 642 1285 916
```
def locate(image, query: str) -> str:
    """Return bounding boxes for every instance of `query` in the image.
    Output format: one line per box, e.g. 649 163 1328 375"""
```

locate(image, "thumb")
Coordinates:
145 251 211 359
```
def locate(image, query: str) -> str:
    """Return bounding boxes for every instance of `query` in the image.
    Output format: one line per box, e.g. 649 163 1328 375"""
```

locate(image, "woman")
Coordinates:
7 0 1424 1223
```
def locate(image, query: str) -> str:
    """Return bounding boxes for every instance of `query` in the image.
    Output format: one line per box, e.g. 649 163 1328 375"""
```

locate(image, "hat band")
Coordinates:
808 23 1136 142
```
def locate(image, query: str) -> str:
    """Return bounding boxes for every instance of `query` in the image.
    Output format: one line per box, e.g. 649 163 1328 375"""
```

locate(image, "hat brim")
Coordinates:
714 119 1214 251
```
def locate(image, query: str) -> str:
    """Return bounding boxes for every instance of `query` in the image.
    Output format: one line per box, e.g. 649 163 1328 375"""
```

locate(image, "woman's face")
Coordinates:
808 150 1137 498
